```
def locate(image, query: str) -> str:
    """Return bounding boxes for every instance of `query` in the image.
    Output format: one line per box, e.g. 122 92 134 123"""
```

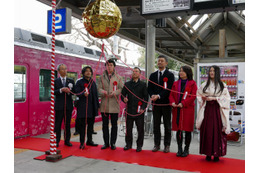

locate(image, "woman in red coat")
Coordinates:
169 66 197 157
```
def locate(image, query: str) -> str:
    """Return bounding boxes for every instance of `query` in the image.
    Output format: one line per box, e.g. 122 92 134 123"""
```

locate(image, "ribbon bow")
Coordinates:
137 101 143 113
163 77 168 89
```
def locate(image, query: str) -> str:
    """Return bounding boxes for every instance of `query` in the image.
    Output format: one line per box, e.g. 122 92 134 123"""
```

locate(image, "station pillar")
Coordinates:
145 19 156 80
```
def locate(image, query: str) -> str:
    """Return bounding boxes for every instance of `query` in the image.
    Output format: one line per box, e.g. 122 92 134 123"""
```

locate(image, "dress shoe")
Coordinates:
163 146 170 153
206 156 211 161
86 141 98 146
181 149 189 157
152 146 160 152
92 131 97 135
176 145 183 157
123 145 132 151
64 142 73 146
136 147 142 152
111 144 116 150
213 157 219 162
73 131 79 135
101 144 109 150
79 144 85 149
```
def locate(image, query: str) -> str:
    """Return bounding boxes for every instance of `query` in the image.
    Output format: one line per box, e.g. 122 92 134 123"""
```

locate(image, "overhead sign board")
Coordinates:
229 0 245 5
47 8 71 35
141 0 192 15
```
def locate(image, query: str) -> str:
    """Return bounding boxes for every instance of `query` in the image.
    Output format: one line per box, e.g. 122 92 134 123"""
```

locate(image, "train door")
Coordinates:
14 64 29 138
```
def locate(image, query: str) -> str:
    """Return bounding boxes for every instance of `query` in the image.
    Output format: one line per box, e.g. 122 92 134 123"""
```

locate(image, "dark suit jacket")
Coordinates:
54 77 75 111
75 77 99 118
148 69 175 104
121 79 148 118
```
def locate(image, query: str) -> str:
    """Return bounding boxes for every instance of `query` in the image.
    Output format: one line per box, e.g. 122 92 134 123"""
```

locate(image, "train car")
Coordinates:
14 28 179 139
14 28 146 138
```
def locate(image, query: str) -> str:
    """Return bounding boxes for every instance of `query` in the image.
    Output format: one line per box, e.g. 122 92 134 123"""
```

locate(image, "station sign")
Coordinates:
141 0 192 15
229 0 245 5
47 8 72 35
141 0 245 19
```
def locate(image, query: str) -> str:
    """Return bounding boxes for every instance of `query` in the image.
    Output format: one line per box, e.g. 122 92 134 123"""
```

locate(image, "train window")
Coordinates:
95 74 101 96
55 40 65 48
31 33 47 44
67 72 77 82
121 77 125 84
39 69 57 101
96 51 102 57
84 47 94 55
67 72 77 100
14 65 26 102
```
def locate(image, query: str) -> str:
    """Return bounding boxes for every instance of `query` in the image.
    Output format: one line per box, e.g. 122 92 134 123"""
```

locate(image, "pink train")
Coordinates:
14 28 146 138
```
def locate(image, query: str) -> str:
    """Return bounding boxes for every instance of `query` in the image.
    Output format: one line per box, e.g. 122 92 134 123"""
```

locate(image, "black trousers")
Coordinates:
54 110 72 144
125 115 144 148
153 105 172 146
78 117 95 145
101 113 118 146
75 116 95 133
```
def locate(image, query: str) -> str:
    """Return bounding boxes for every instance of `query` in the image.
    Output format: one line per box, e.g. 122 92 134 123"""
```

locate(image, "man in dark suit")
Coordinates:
121 67 148 152
54 64 75 147
75 66 99 149
148 55 175 153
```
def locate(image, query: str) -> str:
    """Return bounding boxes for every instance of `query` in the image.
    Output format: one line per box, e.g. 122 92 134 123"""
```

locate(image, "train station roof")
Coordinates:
37 0 245 66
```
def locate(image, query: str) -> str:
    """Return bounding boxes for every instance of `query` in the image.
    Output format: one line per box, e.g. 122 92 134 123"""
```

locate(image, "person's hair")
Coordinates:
203 65 224 94
105 59 116 67
133 67 141 73
81 66 93 76
179 66 193 80
157 55 168 62
57 64 66 71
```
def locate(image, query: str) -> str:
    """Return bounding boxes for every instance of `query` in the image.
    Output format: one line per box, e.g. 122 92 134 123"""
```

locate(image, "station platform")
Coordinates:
14 122 245 173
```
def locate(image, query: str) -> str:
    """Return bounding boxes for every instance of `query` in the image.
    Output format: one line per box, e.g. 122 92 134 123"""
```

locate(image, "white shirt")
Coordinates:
156 68 166 99
158 68 166 83
60 76 67 93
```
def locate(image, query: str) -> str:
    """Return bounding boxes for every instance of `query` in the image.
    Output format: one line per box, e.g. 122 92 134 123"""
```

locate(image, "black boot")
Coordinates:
176 130 183 157
182 131 191 157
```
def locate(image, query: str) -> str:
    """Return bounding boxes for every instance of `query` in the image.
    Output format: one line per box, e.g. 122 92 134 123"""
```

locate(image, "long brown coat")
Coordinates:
98 70 123 113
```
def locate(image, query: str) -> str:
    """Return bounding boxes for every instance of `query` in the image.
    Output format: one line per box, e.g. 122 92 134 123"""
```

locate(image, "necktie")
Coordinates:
159 71 162 83
62 78 66 87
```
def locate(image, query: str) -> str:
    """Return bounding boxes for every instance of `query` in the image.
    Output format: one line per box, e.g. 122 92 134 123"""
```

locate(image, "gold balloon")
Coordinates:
82 0 122 39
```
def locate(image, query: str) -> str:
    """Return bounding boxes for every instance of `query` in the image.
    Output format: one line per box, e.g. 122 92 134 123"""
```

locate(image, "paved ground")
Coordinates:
14 121 245 173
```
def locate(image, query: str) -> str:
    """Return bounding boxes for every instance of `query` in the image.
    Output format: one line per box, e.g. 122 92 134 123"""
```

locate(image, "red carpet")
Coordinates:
14 137 245 173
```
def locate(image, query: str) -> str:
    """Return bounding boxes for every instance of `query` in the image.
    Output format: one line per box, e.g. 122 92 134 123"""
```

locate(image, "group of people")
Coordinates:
54 55 230 162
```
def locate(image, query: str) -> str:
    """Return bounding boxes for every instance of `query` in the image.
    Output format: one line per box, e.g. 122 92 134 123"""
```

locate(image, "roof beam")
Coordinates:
156 37 185 41
166 18 198 49
160 46 194 50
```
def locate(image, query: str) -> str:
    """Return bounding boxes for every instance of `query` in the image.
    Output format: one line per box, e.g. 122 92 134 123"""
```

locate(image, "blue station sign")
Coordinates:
47 8 71 35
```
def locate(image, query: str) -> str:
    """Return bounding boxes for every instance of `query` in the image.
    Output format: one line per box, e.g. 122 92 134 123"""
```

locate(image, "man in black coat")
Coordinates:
121 67 148 152
54 64 75 147
148 55 175 153
75 66 99 149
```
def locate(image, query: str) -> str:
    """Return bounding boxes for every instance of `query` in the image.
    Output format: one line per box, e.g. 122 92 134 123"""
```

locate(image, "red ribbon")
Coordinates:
137 101 142 113
163 77 168 89
113 81 117 91
163 77 168 82
84 83 89 94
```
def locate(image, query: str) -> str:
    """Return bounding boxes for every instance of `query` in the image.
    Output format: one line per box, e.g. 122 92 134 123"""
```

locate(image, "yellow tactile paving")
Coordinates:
14 148 28 154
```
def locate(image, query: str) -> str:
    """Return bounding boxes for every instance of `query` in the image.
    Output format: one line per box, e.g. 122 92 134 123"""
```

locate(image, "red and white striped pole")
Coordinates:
46 0 61 161
49 0 57 155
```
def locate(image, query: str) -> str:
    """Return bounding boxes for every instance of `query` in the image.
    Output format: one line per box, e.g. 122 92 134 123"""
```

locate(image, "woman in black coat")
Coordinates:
75 66 99 149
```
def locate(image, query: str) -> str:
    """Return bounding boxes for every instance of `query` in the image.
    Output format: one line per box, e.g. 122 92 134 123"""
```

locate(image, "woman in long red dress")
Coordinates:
196 66 230 162
169 66 197 157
